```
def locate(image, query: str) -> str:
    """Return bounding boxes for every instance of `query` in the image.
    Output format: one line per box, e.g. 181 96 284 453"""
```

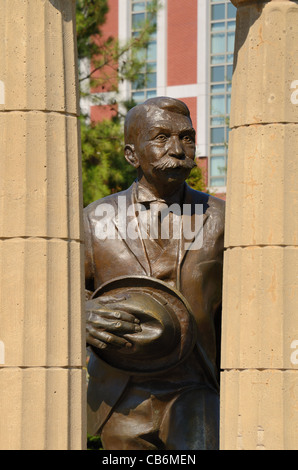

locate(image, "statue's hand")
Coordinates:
86 296 142 351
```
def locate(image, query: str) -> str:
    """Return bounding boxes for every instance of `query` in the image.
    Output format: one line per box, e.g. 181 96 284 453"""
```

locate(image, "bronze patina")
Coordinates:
84 97 225 450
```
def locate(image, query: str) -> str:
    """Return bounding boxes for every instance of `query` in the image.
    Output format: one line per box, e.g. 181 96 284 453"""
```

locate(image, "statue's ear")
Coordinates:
124 144 140 169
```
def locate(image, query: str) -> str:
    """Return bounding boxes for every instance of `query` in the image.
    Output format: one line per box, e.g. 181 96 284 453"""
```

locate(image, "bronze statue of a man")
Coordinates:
84 97 225 450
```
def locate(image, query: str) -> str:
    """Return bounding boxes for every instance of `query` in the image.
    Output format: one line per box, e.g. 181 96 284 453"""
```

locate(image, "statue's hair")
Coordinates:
124 96 192 145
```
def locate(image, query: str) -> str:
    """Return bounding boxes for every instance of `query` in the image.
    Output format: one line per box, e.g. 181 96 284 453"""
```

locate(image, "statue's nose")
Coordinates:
168 136 185 159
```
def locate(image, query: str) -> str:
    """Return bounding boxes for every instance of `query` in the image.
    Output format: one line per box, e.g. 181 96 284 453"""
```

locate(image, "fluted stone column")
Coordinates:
221 0 298 450
0 0 86 449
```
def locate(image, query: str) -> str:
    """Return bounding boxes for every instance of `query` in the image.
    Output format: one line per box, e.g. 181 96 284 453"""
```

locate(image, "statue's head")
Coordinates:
124 97 196 189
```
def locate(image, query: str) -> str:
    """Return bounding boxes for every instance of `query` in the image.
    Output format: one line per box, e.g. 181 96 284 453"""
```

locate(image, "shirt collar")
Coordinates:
134 180 185 206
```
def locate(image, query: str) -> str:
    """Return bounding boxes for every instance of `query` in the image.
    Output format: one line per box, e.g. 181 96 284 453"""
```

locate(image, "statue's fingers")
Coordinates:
86 334 107 350
90 317 141 334
88 327 133 349
107 302 144 317
92 308 140 324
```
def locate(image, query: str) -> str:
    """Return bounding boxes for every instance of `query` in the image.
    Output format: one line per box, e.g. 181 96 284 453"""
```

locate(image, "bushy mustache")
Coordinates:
151 156 197 172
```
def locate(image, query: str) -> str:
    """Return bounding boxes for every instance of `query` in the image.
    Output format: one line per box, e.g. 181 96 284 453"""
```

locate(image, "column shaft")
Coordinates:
221 0 298 450
0 0 86 450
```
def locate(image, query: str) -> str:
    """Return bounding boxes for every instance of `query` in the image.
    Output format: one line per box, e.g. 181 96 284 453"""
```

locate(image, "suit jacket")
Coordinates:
84 182 225 434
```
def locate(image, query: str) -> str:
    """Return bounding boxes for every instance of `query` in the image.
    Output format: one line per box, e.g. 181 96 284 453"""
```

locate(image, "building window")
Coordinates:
130 0 157 104
209 0 236 188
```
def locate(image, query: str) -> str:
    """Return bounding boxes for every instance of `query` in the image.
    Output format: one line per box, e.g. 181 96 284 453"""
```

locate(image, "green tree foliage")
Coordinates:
76 0 109 62
87 433 103 450
81 115 137 207
77 0 159 98
186 163 207 193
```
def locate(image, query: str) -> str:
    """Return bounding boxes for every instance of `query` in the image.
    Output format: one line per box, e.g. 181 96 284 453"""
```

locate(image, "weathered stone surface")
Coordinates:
0 112 83 240
225 124 298 247
220 369 298 450
221 0 298 450
0 0 85 449
222 246 298 369
230 0 298 127
0 367 86 450
0 238 85 367
0 0 79 114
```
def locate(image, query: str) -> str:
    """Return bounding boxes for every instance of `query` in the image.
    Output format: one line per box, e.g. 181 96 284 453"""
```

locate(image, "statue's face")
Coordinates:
134 107 196 187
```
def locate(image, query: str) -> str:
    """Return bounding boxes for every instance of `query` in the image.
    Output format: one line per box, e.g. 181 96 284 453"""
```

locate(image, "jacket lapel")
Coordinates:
111 184 151 275
177 185 210 284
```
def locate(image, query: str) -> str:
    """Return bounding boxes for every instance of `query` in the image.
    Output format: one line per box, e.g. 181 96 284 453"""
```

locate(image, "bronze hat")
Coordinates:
90 276 198 374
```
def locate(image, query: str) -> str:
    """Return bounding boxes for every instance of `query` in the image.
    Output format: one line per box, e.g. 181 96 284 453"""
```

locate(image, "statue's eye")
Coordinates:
182 135 194 143
155 134 168 142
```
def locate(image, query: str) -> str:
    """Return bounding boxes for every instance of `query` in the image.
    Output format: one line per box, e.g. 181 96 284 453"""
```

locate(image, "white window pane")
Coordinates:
227 64 233 81
228 3 237 19
211 95 225 115
147 41 157 61
211 156 226 177
132 13 145 29
226 94 231 114
211 33 225 54
210 177 225 186
211 127 225 144
211 55 225 65
227 20 236 30
132 91 145 103
210 145 225 155
146 73 156 88
147 1 157 11
135 48 146 62
227 32 235 52
211 116 225 126
211 66 225 82
211 22 225 31
148 62 157 72
132 73 145 90
211 84 225 93
211 4 225 21
132 2 146 12
146 90 157 99
147 11 157 28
